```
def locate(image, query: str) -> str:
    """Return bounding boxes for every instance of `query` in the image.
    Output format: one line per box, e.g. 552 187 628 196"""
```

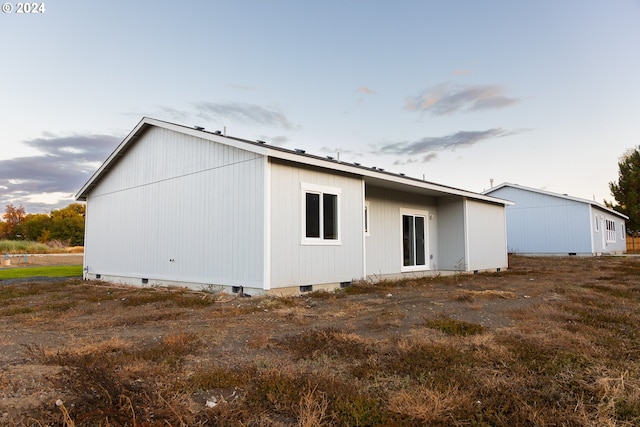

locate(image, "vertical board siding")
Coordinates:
436 197 466 271
490 187 592 254
365 186 439 276
626 236 639 252
269 160 364 288
465 200 508 271
84 127 265 288
591 206 627 254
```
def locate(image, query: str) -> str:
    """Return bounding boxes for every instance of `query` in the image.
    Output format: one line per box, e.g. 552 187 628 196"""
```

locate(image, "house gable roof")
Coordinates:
76 117 512 206
484 182 628 219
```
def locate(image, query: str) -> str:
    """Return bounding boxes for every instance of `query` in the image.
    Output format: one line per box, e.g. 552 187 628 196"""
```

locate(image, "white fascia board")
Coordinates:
591 204 629 220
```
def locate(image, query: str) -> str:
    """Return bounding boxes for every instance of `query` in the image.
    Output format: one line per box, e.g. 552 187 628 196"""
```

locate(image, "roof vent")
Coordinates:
214 130 222 135
256 140 266 144
378 168 384 171
353 162 360 166
399 173 405 176
295 149 306 154
193 126 205 131
327 156 334 161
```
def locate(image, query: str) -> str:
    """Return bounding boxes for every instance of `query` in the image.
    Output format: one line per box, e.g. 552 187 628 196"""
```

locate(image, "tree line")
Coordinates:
609 146 640 236
0 203 85 246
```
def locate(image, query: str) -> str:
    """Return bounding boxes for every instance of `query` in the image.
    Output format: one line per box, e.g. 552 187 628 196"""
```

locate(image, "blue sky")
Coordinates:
1 0 639 213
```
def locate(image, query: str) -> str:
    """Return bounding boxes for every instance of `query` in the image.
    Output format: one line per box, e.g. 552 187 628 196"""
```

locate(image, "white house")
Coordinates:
76 117 511 295
484 183 628 256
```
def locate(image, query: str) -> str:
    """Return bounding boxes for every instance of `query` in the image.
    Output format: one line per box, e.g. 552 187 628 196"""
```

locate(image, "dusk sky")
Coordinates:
1 1 639 213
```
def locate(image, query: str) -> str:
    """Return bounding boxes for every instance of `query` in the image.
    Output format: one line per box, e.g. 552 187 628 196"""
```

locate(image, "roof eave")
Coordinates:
485 182 628 219
76 117 152 201
76 117 512 206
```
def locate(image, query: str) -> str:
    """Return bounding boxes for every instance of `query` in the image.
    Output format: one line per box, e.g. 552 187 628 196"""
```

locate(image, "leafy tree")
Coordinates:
22 213 53 242
608 147 640 235
1 204 26 239
50 203 86 246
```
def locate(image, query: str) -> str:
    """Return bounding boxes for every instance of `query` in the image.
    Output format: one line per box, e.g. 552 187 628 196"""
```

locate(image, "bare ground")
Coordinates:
1 255 640 426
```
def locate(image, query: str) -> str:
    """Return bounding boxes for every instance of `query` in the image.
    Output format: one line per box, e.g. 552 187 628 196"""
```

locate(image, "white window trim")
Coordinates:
300 182 342 246
605 218 616 243
400 208 430 272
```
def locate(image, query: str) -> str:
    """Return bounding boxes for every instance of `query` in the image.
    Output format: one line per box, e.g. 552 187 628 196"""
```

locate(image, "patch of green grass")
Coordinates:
119 288 218 308
0 265 82 280
0 284 44 300
424 316 486 336
333 392 389 426
43 301 77 312
615 397 640 422
188 366 254 390
584 283 639 300
2 306 34 316
352 340 477 387
279 327 374 361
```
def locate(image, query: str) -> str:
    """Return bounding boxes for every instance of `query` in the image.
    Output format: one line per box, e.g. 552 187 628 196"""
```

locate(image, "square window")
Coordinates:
301 183 341 245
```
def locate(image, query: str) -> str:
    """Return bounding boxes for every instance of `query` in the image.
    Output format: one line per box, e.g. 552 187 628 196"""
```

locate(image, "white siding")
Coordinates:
365 186 439 276
591 206 627 254
269 160 364 288
489 186 592 254
436 197 466 271
465 200 509 271
84 127 265 289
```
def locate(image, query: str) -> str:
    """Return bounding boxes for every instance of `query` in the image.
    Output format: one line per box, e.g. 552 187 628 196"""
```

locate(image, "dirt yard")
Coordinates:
1 255 640 426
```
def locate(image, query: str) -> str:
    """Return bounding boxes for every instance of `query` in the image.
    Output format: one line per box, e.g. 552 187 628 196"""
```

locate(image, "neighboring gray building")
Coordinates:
77 117 511 295
484 183 628 256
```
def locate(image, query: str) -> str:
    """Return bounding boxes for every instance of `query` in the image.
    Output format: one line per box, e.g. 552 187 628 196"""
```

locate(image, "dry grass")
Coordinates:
452 288 518 302
2 255 640 426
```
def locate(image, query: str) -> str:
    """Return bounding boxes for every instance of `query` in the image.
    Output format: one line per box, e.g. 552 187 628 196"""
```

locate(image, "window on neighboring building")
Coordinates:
594 215 599 232
302 183 340 244
605 219 616 243
401 211 428 270
621 222 626 239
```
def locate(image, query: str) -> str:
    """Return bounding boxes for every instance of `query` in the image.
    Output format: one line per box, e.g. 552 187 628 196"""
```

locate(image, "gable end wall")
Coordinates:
84 127 266 289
